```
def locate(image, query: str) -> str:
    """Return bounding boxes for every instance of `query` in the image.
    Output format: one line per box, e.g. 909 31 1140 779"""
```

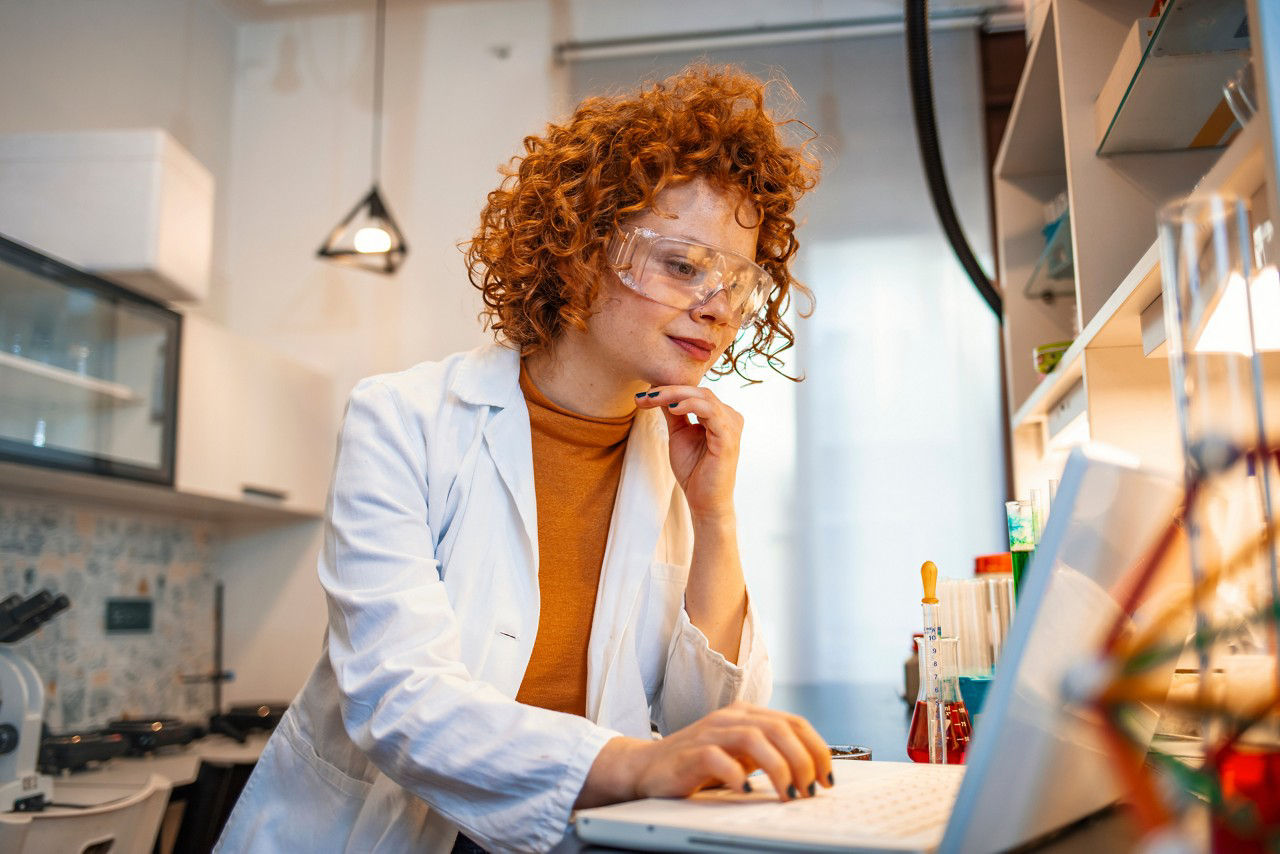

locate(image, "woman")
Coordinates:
216 64 829 854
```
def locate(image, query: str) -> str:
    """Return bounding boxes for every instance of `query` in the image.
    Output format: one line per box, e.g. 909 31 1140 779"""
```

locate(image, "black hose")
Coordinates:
904 0 1003 318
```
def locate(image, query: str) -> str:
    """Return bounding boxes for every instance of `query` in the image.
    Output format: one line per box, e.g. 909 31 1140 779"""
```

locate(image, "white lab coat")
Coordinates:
215 342 771 854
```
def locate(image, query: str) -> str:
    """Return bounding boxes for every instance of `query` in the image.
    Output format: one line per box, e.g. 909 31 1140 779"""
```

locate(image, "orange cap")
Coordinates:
974 553 1013 575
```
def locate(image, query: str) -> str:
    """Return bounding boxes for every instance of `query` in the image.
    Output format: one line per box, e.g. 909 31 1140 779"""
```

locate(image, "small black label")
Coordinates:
105 598 153 633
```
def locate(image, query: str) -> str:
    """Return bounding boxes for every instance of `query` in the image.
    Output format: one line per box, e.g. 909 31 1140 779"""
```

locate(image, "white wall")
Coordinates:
223 0 561 398
567 0 1010 43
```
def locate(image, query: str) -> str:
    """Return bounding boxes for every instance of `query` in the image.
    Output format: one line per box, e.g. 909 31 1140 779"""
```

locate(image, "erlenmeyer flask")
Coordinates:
907 636 972 764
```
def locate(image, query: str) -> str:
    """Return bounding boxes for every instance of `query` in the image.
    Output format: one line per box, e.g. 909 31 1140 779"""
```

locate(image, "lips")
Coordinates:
668 336 715 360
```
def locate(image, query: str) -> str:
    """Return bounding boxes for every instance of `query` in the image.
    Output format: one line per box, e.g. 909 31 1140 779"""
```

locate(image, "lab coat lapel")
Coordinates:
482 404 539 566
451 344 539 571
586 408 674 725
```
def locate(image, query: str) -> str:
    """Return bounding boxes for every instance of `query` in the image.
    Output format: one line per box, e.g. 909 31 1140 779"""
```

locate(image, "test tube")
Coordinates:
1005 499 1036 598
1030 488 1046 543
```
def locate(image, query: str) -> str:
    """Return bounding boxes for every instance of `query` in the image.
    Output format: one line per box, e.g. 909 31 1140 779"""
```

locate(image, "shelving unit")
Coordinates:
995 0 1279 497
1096 0 1249 156
0 350 142 408
1022 214 1075 300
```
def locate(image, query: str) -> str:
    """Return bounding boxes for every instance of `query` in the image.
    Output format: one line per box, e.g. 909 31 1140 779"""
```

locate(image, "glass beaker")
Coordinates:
1160 193 1280 690
1223 61 1258 127
907 637 971 764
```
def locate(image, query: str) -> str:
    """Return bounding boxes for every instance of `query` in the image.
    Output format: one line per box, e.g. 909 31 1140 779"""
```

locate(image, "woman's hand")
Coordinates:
576 702 835 809
634 385 743 522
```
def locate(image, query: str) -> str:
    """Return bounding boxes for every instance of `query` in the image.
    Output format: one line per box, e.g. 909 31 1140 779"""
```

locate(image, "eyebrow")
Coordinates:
675 233 748 255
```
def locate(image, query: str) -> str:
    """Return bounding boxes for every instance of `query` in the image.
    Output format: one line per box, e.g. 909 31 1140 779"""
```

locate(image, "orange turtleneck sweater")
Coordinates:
514 360 636 717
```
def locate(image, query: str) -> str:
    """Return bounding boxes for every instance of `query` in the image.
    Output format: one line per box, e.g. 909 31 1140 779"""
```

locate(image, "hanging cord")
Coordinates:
904 0 1002 318
371 0 385 185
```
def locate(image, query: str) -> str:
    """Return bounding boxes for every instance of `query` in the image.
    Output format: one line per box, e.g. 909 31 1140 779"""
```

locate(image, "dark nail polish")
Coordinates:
668 402 678 408
742 780 752 793
807 781 816 797
828 771 835 786
647 391 660 398
786 784 798 800
635 392 646 398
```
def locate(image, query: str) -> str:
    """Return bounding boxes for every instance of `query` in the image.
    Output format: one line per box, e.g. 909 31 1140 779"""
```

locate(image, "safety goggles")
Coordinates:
606 226 774 327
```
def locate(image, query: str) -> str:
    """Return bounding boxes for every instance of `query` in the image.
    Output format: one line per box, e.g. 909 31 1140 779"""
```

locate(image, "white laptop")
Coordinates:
576 446 1182 853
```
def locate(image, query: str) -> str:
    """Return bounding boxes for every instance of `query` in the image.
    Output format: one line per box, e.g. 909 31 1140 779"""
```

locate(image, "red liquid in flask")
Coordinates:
1210 743 1280 853
906 700 971 764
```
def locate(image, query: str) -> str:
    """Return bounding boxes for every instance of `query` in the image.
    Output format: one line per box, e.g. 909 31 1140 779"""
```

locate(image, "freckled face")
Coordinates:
583 177 761 388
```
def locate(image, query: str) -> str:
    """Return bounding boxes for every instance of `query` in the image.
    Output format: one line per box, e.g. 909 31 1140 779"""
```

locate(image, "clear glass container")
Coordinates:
1160 194 1280 681
907 637 971 764
0 235 180 483
1005 499 1036 598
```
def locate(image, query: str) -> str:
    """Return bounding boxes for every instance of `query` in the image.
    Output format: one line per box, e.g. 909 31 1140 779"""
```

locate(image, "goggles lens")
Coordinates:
606 226 773 326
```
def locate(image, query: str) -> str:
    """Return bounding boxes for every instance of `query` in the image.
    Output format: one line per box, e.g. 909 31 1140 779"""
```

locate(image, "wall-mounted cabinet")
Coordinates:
0 238 336 523
996 0 1277 497
175 314 334 518
0 129 214 305
0 234 179 483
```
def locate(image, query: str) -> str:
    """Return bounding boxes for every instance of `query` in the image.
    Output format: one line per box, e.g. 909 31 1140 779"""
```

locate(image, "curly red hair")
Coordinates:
465 63 818 382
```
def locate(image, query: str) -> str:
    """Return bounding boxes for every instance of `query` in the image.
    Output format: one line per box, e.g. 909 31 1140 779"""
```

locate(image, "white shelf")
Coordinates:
994 8 1064 179
1011 342 1084 429
1012 240 1159 429
0 350 142 407
0 459 322 525
1010 115 1267 431
1095 0 1249 155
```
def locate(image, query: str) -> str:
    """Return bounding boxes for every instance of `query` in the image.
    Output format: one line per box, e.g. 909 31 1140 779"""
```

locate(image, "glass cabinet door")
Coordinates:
0 235 180 484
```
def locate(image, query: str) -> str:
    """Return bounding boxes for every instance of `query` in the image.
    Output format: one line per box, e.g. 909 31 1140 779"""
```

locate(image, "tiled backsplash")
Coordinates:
0 495 217 732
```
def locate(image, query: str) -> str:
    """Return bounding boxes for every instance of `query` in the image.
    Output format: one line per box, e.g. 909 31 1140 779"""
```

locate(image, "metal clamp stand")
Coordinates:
180 583 241 742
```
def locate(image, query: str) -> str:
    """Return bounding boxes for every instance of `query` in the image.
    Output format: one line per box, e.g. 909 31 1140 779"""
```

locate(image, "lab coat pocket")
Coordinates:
638 561 690 701
216 716 374 853
280 713 373 800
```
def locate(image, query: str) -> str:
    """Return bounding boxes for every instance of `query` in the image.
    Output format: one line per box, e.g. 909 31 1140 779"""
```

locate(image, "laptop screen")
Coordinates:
942 446 1183 852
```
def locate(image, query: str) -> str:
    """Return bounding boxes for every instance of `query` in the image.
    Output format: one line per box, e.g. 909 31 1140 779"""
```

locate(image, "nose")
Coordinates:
692 286 733 325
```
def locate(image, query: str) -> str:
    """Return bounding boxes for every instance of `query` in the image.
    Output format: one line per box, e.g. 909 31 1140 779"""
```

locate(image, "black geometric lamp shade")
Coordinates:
316 185 408 275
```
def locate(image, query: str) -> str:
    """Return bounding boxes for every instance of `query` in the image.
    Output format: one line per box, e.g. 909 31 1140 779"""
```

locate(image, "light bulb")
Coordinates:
353 226 393 254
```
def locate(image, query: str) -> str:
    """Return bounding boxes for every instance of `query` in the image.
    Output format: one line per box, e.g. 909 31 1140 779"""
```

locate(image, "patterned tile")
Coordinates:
0 496 217 732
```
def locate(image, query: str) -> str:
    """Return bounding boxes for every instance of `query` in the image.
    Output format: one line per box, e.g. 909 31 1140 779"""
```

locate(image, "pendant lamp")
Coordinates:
317 0 408 275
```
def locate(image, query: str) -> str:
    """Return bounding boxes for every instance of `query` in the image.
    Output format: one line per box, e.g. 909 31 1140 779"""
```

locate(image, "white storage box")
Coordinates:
0 129 214 303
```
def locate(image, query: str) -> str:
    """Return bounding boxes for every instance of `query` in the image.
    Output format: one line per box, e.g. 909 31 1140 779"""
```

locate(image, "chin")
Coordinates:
652 362 712 387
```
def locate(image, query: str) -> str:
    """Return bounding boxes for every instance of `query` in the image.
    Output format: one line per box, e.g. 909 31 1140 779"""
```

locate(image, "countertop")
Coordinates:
46 731 271 807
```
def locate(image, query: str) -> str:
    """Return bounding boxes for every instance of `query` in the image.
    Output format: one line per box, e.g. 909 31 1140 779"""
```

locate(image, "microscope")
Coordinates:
0 591 69 812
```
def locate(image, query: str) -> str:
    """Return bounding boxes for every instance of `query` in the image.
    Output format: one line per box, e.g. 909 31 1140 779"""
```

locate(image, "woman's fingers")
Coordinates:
709 726 795 799
687 744 751 795
627 707 835 804
718 703 832 793
748 715 818 797
635 385 711 405
638 387 740 454
785 713 836 788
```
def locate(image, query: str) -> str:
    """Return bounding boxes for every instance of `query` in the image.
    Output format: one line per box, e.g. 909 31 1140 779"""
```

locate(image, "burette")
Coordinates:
920 560 947 764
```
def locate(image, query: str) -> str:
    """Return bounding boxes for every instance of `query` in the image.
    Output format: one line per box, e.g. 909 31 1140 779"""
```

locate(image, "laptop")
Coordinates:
576 446 1182 853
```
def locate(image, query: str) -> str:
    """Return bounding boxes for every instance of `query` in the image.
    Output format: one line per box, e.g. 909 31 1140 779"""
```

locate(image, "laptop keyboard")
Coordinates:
686 760 965 843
